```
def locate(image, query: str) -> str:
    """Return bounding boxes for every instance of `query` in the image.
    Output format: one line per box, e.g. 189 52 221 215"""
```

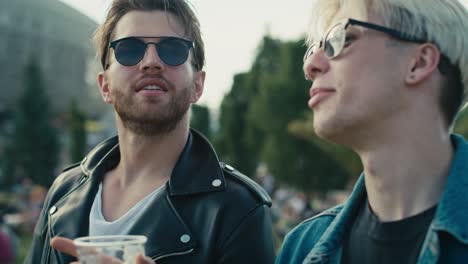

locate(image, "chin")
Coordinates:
313 118 348 145
315 126 337 142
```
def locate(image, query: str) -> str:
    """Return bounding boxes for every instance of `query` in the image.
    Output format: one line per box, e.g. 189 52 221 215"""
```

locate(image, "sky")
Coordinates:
59 0 468 110
59 0 311 110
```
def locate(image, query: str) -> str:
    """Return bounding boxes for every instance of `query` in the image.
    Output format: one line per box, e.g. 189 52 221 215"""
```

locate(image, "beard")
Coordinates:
112 79 193 136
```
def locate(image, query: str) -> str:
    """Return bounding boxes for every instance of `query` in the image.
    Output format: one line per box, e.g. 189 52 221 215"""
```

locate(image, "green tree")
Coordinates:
214 36 282 176
10 59 60 188
69 99 87 163
288 113 362 180
215 73 259 176
190 104 212 140
0 144 16 190
246 37 351 194
216 35 354 192
0 111 16 189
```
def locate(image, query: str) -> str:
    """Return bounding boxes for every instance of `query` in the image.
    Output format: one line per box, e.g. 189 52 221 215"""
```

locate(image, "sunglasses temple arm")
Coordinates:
348 19 425 43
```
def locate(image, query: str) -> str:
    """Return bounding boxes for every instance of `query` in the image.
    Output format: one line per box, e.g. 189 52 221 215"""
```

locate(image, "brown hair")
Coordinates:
93 0 205 71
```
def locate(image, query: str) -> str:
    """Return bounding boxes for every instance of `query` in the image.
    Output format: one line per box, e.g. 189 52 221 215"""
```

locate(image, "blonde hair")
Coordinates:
306 0 468 126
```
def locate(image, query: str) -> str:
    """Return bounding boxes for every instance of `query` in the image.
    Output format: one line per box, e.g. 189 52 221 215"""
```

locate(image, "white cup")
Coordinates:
74 235 147 264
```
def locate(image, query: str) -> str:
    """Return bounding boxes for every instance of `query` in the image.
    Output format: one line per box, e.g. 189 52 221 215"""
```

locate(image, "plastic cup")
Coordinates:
74 235 147 264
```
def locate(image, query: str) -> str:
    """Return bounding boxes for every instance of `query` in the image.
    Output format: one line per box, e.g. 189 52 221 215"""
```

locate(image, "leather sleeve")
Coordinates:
216 204 276 264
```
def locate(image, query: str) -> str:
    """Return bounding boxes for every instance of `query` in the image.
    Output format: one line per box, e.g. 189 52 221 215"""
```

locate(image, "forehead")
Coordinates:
113 10 185 40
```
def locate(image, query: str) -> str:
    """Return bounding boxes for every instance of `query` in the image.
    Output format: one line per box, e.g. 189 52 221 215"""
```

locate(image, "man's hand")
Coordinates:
50 236 155 264
51 237 78 258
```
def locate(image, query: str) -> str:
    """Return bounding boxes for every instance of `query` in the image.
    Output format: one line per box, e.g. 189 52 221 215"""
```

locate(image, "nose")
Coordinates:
303 49 330 81
139 44 164 71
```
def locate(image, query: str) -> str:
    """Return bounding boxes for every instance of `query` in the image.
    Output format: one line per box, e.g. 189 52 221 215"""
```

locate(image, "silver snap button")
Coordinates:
49 206 57 215
180 234 191 243
212 179 222 187
225 164 235 171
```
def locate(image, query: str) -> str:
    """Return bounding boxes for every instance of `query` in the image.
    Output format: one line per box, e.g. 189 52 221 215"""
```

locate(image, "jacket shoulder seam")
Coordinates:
220 162 272 206
300 205 343 224
61 162 81 172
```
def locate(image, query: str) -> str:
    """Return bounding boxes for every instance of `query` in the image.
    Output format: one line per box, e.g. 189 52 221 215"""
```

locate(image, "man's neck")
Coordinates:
357 130 454 222
112 122 189 187
99 121 190 222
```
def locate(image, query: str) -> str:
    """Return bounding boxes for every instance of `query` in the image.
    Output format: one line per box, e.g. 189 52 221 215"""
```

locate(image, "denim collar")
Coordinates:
431 134 468 244
303 175 366 262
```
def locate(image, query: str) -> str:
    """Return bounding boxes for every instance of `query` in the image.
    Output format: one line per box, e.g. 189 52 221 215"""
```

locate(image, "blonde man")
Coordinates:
277 0 468 263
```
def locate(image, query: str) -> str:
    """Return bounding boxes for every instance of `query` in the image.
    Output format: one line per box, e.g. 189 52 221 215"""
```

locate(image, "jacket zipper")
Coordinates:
153 248 194 261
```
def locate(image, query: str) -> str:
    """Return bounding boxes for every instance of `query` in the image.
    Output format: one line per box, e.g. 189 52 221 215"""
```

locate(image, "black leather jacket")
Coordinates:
25 130 275 263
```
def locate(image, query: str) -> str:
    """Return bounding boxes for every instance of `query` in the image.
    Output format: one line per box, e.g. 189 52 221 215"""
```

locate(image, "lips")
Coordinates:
309 87 335 109
136 78 169 93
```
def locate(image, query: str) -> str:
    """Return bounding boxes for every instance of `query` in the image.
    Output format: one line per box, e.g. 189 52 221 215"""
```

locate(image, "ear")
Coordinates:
98 71 112 104
405 43 440 86
190 70 205 103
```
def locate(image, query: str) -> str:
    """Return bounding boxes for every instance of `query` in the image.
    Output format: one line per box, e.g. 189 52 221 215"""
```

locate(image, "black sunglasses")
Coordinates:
109 36 194 67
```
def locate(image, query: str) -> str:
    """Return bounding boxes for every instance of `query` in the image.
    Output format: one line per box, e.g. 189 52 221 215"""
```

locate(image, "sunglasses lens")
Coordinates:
157 38 191 66
324 24 345 58
114 38 146 66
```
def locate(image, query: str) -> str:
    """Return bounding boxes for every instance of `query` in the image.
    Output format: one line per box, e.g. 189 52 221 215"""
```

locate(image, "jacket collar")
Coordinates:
431 134 468 244
168 129 226 195
304 175 366 262
80 129 226 195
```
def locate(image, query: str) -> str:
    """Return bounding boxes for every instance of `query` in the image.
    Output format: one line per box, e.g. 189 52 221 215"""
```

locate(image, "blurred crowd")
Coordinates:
253 165 349 250
0 177 48 263
0 168 349 262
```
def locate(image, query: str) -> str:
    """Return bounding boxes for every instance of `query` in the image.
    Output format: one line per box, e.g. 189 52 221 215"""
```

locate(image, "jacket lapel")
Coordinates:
48 174 98 240
303 175 366 263
126 188 197 260
48 141 117 241
169 130 226 195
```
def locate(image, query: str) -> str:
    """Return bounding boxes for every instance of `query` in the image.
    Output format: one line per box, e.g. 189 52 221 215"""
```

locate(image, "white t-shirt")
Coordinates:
89 183 164 236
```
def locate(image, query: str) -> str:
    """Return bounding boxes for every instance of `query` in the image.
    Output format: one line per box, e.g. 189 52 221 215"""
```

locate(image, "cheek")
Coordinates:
109 65 135 80
108 67 135 88
173 66 195 88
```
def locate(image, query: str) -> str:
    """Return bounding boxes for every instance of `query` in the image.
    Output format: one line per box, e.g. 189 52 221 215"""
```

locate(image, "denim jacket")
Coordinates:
276 134 468 264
